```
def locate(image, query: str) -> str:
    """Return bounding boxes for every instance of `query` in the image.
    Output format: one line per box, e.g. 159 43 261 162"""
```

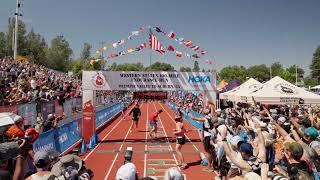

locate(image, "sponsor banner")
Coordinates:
96 102 124 127
63 100 73 117
82 71 216 91
133 91 167 99
56 119 81 152
54 100 64 117
279 97 304 104
40 101 55 120
0 105 18 113
82 100 95 143
33 130 56 152
18 102 37 126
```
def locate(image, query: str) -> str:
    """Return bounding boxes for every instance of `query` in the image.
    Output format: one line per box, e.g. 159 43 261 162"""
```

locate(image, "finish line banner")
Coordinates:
82 71 216 91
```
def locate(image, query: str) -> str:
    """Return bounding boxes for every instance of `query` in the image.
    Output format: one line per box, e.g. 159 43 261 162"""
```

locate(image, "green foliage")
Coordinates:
247 64 270 82
304 76 319 87
219 65 247 83
271 62 283 77
113 63 144 71
193 61 200 72
26 29 47 64
279 69 295 83
145 62 175 71
0 32 6 58
68 59 82 77
179 66 192 72
310 46 320 82
80 43 92 64
6 17 28 56
287 65 304 78
46 35 73 71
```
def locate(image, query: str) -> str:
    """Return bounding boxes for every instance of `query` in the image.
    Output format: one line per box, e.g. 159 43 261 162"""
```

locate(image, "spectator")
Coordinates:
115 162 138 180
6 115 25 140
25 151 53 180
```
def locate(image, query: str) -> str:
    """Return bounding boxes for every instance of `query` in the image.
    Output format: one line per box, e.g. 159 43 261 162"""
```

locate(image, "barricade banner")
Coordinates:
33 130 56 152
63 100 73 117
82 99 95 143
55 100 64 117
0 105 18 113
96 103 123 128
56 119 81 152
18 102 37 126
40 101 55 120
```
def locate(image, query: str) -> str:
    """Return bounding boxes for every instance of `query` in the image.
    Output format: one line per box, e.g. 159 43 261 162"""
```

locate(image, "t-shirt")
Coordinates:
131 107 141 118
150 113 159 122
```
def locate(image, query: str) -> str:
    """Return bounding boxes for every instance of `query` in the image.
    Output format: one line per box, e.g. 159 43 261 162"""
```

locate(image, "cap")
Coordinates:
116 163 137 180
34 151 50 165
284 142 303 159
304 127 319 140
239 142 253 156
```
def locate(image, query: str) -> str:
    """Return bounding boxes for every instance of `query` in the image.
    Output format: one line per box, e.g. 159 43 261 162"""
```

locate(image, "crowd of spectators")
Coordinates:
0 56 81 106
171 92 320 180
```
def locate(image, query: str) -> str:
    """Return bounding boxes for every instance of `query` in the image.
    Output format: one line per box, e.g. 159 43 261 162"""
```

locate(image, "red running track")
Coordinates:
82 102 215 180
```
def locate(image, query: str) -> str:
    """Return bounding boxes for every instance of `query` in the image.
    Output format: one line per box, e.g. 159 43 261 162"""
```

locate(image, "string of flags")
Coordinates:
104 43 147 59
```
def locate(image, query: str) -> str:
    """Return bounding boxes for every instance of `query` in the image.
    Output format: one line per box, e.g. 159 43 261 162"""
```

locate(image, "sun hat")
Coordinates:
115 162 137 180
51 154 83 176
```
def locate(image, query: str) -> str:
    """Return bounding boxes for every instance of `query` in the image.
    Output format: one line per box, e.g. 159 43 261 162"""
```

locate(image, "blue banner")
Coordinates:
33 130 56 152
55 119 81 152
96 102 124 128
18 102 37 126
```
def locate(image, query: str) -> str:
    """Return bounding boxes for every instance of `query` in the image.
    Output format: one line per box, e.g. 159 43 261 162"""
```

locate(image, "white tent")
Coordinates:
249 76 320 104
220 78 262 102
311 85 320 90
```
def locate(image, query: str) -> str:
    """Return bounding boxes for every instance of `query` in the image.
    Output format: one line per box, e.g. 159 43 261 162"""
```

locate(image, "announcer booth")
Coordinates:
81 71 217 143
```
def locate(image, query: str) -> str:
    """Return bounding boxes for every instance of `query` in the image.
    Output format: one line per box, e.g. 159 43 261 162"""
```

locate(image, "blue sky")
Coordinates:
1 0 320 71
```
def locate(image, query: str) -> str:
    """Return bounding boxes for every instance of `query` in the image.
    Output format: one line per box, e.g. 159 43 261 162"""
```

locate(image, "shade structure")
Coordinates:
0 112 22 127
249 76 320 104
311 85 320 90
220 78 262 102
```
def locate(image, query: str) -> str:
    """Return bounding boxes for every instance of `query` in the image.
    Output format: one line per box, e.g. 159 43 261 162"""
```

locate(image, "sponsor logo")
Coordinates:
188 76 210 83
274 83 298 95
248 84 261 92
91 72 106 88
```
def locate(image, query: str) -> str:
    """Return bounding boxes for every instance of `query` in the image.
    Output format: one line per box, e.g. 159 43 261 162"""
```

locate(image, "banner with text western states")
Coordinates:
82 71 216 91
18 103 37 126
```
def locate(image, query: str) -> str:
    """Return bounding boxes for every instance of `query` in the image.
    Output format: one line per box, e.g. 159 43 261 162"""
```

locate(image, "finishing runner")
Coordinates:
129 103 141 132
174 109 188 169
149 109 163 139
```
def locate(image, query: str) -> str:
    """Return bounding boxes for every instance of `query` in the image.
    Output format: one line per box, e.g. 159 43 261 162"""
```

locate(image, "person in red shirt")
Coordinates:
149 109 163 139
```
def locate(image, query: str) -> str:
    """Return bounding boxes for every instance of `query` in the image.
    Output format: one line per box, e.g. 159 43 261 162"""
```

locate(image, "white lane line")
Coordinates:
144 103 148 177
151 102 179 166
158 102 200 152
104 104 143 180
83 105 134 161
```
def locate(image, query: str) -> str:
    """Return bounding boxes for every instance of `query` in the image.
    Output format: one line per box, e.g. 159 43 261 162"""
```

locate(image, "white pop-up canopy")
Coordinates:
220 78 262 102
311 85 320 90
249 76 320 104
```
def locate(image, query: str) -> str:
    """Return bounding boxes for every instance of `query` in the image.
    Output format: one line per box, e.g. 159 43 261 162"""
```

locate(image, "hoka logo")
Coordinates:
188 76 210 83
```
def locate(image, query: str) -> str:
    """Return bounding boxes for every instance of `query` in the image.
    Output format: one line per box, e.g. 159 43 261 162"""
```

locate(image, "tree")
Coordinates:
287 65 304 78
68 58 82 77
179 66 192 72
0 32 6 58
46 35 73 71
304 76 319 87
310 46 320 83
114 63 144 71
6 17 28 57
219 65 247 83
279 69 295 83
271 62 283 77
145 62 175 71
193 61 200 72
80 43 92 64
26 29 47 64
247 64 270 82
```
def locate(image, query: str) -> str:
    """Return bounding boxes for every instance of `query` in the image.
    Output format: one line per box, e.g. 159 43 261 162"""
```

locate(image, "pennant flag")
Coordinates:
200 50 207 55
119 51 126 56
176 51 182 57
186 53 191 58
184 40 193 47
149 33 165 54
178 38 184 42
167 45 175 51
135 47 141 51
153 27 166 34
127 48 135 53
192 54 200 58
204 59 213 64
140 43 147 49
131 31 139 36
117 39 124 45
108 53 118 58
168 31 175 39
96 50 100 54
103 46 107 50
112 43 117 48
191 46 200 51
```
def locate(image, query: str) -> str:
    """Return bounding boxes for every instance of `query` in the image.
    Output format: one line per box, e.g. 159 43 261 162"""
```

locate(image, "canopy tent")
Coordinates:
311 85 320 90
249 76 320 104
220 78 262 102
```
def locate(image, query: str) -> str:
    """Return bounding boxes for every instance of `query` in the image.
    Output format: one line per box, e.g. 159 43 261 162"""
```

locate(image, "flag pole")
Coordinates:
149 28 152 66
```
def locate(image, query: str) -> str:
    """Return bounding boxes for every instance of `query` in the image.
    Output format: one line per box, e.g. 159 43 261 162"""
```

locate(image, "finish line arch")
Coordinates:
81 71 217 142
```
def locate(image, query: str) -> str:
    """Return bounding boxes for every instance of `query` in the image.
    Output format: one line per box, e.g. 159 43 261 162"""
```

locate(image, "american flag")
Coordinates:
149 33 165 54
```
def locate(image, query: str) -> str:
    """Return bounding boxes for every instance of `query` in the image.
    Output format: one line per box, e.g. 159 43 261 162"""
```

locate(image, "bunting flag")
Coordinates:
191 46 200 51
186 53 191 58
153 27 166 35
89 59 101 65
112 43 117 48
140 43 147 49
119 51 126 56
176 51 182 57
200 50 207 55
107 53 118 58
168 31 175 39
167 45 175 51
204 59 213 64
117 39 124 45
149 33 165 54
183 40 193 47
192 54 200 58
127 48 135 53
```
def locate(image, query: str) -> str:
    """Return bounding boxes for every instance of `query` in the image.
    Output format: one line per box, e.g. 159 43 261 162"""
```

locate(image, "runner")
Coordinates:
129 103 141 132
174 109 188 169
149 109 163 139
